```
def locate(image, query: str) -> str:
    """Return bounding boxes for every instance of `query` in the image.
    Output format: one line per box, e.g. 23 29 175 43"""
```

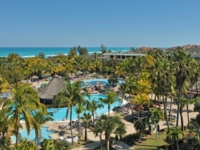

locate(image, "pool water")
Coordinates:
12 127 52 143
48 94 122 121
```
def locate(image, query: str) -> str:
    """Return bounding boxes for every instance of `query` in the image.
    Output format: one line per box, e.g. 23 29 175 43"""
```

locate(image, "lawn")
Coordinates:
134 132 169 150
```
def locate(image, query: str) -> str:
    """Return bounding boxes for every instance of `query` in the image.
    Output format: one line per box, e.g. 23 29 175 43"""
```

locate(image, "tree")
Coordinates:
88 98 103 122
77 45 88 56
134 119 146 142
36 52 45 59
54 80 89 145
14 139 38 150
131 93 150 119
148 58 174 131
174 96 194 130
1 83 45 146
75 103 84 135
41 139 71 150
96 115 123 150
32 111 54 143
93 119 104 150
81 112 92 141
100 91 117 116
189 120 200 139
108 74 118 87
166 127 184 150
149 108 164 140
171 49 193 127
100 44 107 54
114 122 126 140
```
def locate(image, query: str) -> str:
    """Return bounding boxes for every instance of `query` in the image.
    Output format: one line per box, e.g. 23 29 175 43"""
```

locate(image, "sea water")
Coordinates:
0 47 131 57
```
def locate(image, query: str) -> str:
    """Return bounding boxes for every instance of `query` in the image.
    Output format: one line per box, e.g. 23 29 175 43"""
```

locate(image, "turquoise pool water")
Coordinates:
48 94 121 121
12 127 52 143
48 79 123 121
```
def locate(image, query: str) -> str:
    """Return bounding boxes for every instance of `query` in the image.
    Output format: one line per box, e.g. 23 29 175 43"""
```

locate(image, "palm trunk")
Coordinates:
196 78 199 95
85 122 88 141
156 123 158 140
186 104 190 127
162 94 169 131
176 89 181 127
180 105 184 131
176 142 179 150
169 96 173 122
99 134 103 150
106 135 110 150
92 112 95 123
108 104 110 117
70 108 74 145
78 115 80 135
15 117 20 146
138 110 140 119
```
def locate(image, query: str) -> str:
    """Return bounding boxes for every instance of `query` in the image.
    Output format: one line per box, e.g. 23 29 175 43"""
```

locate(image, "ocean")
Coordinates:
0 47 131 57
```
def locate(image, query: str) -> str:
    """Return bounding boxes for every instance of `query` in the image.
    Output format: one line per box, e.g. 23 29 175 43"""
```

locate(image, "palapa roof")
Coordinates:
38 77 66 99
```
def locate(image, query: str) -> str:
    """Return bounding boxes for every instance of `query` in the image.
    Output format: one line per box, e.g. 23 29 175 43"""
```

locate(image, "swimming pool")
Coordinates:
48 94 122 121
12 127 52 143
48 79 123 121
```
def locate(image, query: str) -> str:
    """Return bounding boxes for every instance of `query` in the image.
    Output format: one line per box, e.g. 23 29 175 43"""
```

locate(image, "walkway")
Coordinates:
112 141 135 150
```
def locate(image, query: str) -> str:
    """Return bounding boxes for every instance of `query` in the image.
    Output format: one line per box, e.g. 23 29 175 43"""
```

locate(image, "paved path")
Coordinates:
112 141 135 150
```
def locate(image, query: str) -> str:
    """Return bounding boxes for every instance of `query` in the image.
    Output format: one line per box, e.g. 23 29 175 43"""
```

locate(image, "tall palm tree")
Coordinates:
88 98 103 122
32 111 54 143
100 91 117 117
149 108 164 140
131 93 150 119
81 112 92 141
134 119 146 142
54 80 89 145
1 83 45 146
114 122 126 140
75 103 85 135
166 127 184 150
93 119 104 150
97 115 123 150
171 49 193 127
148 58 174 131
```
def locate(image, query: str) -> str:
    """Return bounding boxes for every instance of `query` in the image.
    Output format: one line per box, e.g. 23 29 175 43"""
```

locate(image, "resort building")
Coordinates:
102 53 145 61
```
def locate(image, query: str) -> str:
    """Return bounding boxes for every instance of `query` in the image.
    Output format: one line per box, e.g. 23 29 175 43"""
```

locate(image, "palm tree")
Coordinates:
14 139 38 150
189 120 200 139
88 98 103 122
114 122 126 140
54 80 89 145
81 112 92 141
1 83 45 146
93 119 104 150
148 58 174 131
134 119 146 142
171 49 193 127
97 115 122 150
75 103 85 136
32 111 54 144
166 127 184 150
149 108 164 140
131 93 150 119
100 91 117 117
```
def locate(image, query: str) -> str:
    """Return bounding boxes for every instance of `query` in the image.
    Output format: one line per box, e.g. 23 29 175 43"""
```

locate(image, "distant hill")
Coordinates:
166 44 200 54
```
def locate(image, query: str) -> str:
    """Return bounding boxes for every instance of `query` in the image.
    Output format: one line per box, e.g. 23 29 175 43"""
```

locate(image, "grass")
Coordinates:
134 132 169 150
70 137 93 149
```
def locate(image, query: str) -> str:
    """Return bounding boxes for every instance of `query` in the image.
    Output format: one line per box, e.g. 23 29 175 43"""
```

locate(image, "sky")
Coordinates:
0 0 200 47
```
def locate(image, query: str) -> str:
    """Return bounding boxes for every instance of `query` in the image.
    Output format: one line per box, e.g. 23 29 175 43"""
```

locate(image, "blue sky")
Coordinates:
0 0 200 47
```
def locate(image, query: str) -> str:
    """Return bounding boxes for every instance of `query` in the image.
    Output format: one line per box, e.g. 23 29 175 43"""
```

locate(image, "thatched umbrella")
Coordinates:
38 77 66 103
